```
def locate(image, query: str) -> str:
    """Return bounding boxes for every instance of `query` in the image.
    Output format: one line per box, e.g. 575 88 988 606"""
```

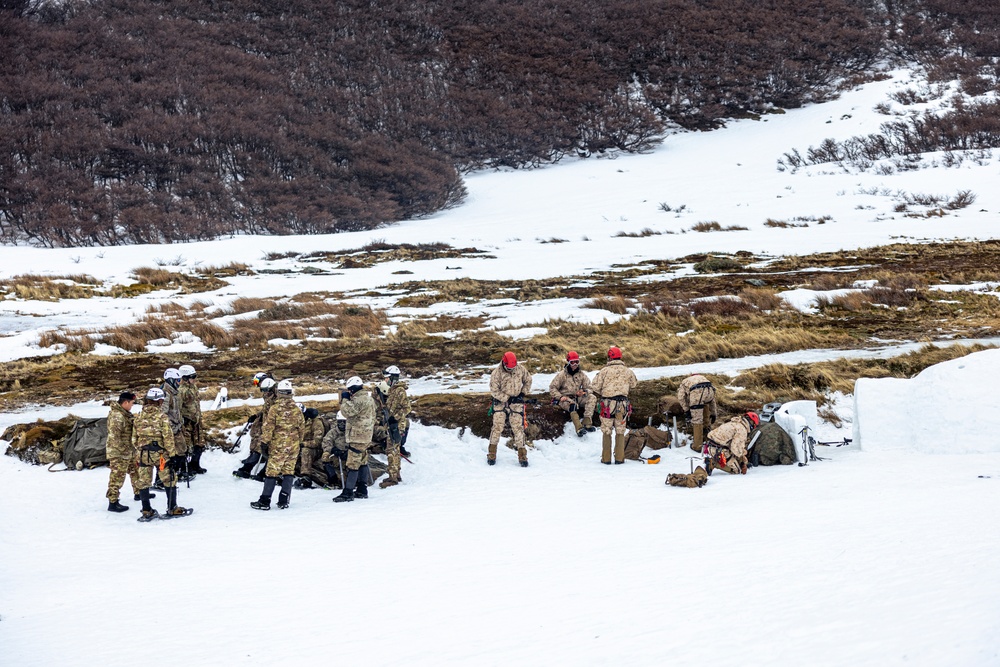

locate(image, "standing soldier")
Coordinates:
333 376 376 503
591 346 638 465
133 387 192 521
380 365 411 488
251 380 305 510
105 391 139 513
705 412 760 475
488 351 533 467
158 367 187 485
233 376 277 479
294 407 327 488
549 351 597 437
178 364 207 474
677 374 718 453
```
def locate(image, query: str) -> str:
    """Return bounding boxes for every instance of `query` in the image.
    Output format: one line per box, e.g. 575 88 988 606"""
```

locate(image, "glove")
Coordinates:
321 452 331 463
684 410 692 422
509 394 524 404
710 414 716 424
559 396 572 405
388 416 398 426
341 391 351 401
168 455 186 471
246 414 258 425
261 443 270 457
336 448 347 462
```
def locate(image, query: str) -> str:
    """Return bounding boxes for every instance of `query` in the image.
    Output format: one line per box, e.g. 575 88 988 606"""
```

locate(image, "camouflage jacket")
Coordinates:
179 380 202 424
261 395 306 452
490 364 533 407
707 416 752 461
386 382 411 425
105 401 135 460
751 422 796 466
160 382 183 434
301 414 328 451
321 423 348 456
132 402 178 457
548 365 593 401
341 388 376 445
676 374 718 418
591 360 638 399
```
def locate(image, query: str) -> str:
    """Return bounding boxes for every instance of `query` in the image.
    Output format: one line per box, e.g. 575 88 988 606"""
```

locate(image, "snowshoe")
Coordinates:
108 501 129 513
293 477 312 490
250 498 271 511
137 509 160 523
162 507 193 519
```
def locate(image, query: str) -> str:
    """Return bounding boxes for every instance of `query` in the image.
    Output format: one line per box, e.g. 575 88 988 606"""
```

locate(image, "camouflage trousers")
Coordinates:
133 464 154 491
106 456 139 502
556 395 597 427
266 441 301 477
489 407 525 448
172 429 189 456
346 442 371 471
599 403 629 436
181 419 203 451
297 445 321 476
386 439 401 482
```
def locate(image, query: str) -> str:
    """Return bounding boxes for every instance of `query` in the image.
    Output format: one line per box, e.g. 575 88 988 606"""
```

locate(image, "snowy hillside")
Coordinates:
2 68 1000 666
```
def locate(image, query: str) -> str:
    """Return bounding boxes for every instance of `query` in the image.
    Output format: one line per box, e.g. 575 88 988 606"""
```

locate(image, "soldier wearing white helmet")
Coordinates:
379 365 412 488
233 375 278 479
133 386 193 521
178 364 207 475
317 411 349 489
156 368 187 488
294 404 328 489
333 376 376 503
251 379 305 510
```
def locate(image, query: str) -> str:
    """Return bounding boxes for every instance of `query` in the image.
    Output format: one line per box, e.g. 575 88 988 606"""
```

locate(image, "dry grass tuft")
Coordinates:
584 296 634 314
37 330 97 352
690 297 756 318
227 297 278 315
739 288 783 311
0 274 101 301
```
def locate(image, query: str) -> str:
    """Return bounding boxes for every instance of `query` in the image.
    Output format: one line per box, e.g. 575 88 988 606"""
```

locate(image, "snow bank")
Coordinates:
853 349 1000 454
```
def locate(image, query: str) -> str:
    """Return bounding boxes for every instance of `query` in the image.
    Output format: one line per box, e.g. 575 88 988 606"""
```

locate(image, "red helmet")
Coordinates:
501 351 517 369
607 346 622 360
566 351 580 363
745 411 760 428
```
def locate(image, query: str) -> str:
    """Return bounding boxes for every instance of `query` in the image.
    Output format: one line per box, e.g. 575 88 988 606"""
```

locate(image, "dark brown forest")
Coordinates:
0 0 997 246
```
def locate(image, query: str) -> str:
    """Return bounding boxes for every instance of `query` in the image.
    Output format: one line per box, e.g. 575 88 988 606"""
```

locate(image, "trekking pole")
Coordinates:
672 416 678 449
798 426 809 467
338 458 345 489
185 453 191 488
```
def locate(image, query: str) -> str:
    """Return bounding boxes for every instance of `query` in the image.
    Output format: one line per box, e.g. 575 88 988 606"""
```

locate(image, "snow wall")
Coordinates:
853 348 1000 454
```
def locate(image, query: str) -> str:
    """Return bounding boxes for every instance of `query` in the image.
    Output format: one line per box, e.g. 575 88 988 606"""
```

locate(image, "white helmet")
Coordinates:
259 378 276 392
296 402 304 411
384 365 400 376
276 379 293 394
163 368 181 381
346 376 364 390
253 372 269 387
178 364 196 378
336 411 346 421
146 387 165 401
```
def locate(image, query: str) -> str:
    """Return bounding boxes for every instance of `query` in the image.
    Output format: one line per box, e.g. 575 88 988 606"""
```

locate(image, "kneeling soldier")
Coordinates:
704 412 759 475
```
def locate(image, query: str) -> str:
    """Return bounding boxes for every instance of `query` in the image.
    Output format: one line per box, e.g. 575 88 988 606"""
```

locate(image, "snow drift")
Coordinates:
853 348 1000 454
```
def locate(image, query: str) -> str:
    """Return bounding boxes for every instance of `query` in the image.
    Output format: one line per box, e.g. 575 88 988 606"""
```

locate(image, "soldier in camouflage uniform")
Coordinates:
591 346 638 464
178 364 207 474
317 411 349 488
158 367 186 486
233 376 277 479
294 407 328 488
251 380 306 510
105 391 138 512
549 351 597 437
488 352 533 467
677 374 718 453
705 412 759 475
333 376 376 502
132 387 191 520
379 365 411 488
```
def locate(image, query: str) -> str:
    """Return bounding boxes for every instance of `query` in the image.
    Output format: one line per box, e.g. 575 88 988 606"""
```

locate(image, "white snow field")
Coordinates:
2 68 1000 666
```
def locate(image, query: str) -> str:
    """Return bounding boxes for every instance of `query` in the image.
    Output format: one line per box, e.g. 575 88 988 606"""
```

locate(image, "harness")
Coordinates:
599 395 632 420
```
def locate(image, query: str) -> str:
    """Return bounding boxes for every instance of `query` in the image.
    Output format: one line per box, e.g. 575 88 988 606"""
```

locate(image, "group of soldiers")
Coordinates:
105 364 203 521
105 347 764 519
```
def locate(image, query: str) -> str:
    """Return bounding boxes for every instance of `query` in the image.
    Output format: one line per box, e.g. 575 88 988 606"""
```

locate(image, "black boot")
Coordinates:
277 475 293 509
134 491 156 501
164 486 191 516
108 500 129 513
252 476 278 510
191 446 207 474
251 457 268 482
335 469 359 502
234 451 259 478
324 463 339 489
354 465 369 499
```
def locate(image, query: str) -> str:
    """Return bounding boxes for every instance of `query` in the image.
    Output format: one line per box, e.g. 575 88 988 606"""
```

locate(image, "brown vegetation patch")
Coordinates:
584 296 634 315
302 243 493 270
0 274 101 301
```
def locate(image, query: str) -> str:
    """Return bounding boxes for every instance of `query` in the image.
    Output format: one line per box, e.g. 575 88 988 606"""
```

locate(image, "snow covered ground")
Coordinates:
2 68 1000 665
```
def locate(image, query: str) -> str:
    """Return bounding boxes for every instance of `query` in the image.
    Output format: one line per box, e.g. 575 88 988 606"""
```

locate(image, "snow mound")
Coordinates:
853 349 1000 454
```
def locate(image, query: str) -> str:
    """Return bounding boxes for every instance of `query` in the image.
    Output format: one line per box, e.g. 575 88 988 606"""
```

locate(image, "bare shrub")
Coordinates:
615 228 661 238
584 296 634 315
946 190 977 210
691 221 722 232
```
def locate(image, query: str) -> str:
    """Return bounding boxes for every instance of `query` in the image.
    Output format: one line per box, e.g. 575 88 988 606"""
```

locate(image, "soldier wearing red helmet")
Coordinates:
488 351 533 467
548 351 596 437
591 346 638 464
704 412 760 475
